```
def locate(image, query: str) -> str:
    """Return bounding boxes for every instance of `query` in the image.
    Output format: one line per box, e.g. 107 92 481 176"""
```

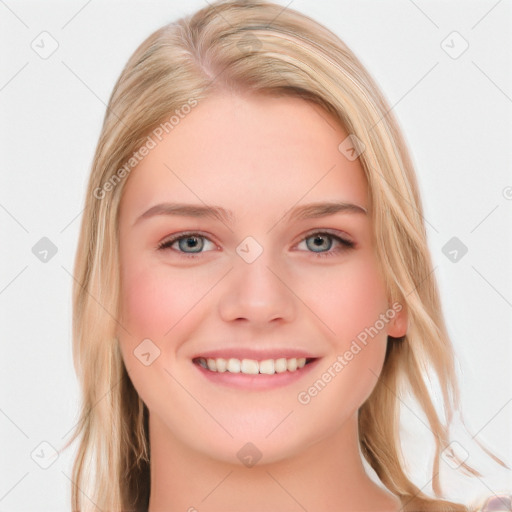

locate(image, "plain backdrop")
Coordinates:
1 0 511 510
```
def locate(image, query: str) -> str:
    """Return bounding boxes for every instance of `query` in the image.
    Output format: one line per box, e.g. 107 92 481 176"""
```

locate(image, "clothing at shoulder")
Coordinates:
478 493 512 512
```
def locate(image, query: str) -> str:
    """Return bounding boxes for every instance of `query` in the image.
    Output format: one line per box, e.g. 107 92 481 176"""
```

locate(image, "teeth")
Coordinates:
274 358 287 373
216 358 227 372
240 359 259 374
196 356 309 374
287 358 297 371
259 359 274 374
227 358 241 373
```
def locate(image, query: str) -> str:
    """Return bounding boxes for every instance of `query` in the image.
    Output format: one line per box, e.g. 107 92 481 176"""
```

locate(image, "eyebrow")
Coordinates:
133 200 367 226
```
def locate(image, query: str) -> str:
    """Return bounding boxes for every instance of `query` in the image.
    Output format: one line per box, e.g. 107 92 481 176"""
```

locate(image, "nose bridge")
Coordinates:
217 239 295 324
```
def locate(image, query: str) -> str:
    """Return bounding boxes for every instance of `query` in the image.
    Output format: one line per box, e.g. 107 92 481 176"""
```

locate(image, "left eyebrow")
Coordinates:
133 200 367 227
284 201 368 222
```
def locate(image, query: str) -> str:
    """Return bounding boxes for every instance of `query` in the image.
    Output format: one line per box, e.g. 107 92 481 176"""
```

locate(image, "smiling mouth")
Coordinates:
193 357 317 375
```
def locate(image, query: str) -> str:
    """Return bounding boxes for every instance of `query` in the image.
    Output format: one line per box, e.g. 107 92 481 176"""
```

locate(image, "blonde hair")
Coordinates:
62 1 505 510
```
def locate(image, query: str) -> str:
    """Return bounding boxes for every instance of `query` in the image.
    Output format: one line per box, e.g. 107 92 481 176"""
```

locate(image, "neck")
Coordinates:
147 412 400 512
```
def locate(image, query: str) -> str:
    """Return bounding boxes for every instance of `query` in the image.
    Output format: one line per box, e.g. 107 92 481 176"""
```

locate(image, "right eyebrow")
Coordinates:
133 203 235 226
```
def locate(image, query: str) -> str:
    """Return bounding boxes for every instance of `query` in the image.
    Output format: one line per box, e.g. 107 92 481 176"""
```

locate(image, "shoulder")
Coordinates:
477 494 512 512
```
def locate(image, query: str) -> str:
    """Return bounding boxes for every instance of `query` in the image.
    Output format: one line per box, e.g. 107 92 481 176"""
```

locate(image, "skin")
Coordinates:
117 91 407 511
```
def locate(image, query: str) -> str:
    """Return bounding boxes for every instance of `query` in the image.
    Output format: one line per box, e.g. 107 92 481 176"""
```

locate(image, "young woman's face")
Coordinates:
117 91 407 465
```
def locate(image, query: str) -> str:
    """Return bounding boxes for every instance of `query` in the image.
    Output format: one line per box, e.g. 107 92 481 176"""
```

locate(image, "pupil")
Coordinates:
308 235 331 252
180 236 202 252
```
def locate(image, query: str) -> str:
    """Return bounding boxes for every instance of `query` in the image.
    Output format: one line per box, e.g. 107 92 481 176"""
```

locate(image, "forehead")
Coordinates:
119 92 368 224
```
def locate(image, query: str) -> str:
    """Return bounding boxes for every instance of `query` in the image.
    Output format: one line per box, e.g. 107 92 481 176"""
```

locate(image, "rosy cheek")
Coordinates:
120 258 211 343
120 262 177 339
302 257 388 344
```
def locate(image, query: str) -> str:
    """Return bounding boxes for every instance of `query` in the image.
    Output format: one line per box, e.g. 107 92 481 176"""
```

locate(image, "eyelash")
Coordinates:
156 230 355 260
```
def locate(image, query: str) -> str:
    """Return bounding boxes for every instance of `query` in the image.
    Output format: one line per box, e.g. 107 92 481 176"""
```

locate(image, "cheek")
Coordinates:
120 267 173 338
117 258 213 409
119 258 203 339
299 254 389 343
291 258 390 425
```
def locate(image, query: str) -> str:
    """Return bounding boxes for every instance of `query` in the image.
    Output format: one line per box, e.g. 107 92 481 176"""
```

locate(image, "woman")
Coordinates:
63 1 508 510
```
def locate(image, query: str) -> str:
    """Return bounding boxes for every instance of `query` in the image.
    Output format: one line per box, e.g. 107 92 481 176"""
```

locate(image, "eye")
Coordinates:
157 230 354 260
296 230 355 258
157 232 217 259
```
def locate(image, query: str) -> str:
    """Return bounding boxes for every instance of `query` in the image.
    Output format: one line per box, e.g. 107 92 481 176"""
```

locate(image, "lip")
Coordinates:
191 348 318 360
192 356 321 391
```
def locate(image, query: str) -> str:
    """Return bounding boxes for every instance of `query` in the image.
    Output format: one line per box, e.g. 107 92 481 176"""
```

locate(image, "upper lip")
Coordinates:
192 348 319 361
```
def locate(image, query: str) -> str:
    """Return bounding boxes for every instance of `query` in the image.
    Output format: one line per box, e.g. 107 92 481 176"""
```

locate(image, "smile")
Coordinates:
194 356 314 374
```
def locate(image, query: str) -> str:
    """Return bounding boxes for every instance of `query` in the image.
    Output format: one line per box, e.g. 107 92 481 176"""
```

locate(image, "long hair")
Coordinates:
62 1 505 510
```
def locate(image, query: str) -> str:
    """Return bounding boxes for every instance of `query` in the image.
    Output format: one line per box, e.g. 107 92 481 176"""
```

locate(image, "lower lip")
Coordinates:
193 359 321 390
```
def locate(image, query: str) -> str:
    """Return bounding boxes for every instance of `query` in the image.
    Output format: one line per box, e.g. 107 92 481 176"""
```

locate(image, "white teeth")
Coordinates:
274 358 287 373
287 358 297 371
241 359 259 374
216 358 227 372
259 359 275 375
227 358 241 373
196 356 311 374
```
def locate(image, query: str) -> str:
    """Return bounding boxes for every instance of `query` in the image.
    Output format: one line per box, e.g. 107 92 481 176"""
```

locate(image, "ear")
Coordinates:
387 303 408 338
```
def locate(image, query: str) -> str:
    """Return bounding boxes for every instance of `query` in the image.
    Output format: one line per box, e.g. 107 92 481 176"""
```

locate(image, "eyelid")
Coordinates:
156 231 218 252
295 227 354 245
157 228 355 258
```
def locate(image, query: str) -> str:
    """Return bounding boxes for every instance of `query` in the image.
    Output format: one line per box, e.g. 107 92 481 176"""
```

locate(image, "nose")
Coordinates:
217 253 296 327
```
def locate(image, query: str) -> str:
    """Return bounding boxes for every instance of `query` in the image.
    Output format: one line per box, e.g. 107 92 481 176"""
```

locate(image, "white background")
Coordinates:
1 0 511 510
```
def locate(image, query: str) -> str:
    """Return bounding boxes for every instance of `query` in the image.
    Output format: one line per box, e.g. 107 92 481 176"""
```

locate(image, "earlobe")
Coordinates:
387 307 408 338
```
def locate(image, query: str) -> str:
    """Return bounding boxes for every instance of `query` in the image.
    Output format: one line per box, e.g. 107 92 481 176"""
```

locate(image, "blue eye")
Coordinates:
157 230 354 260
157 233 216 257
298 231 354 258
